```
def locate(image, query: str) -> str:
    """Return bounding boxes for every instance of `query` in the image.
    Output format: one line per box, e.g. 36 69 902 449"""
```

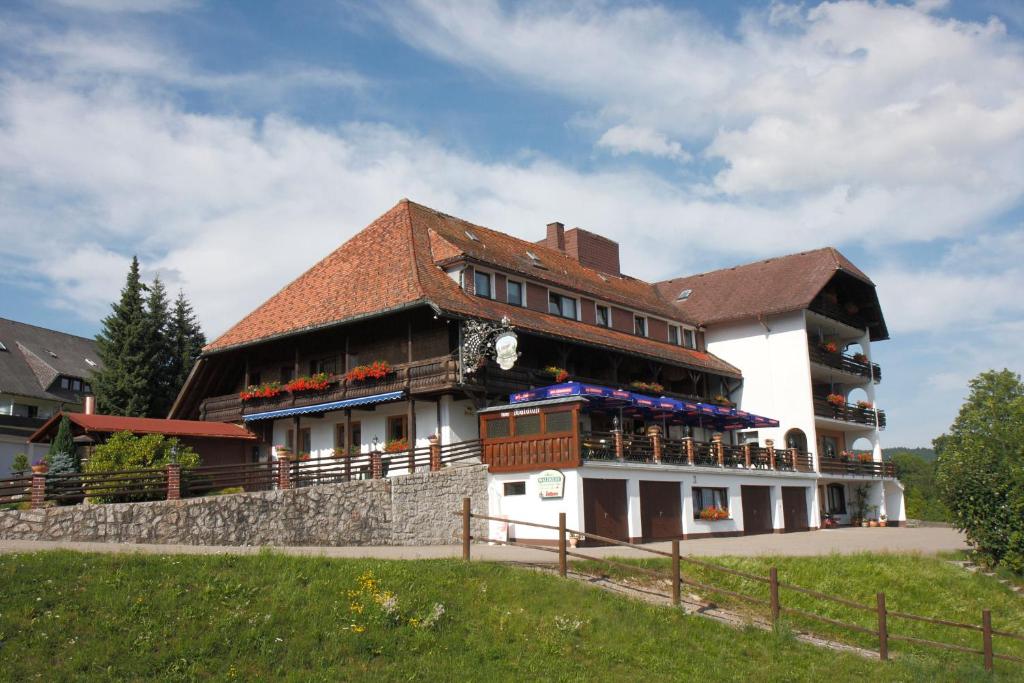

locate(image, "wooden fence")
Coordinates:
0 439 483 507
457 499 1023 673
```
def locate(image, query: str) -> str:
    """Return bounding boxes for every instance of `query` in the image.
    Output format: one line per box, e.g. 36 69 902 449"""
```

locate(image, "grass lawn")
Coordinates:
573 552 1024 675
0 553 1017 680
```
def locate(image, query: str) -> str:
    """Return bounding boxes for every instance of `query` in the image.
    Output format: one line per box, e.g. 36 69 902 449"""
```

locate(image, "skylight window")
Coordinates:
47 350 58 358
0 341 7 352
85 358 97 367
677 289 693 301
464 230 480 242
525 250 540 262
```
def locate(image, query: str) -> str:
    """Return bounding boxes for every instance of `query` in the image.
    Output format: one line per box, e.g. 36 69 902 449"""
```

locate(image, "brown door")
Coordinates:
583 478 629 543
782 487 809 532
741 485 774 535
640 481 682 541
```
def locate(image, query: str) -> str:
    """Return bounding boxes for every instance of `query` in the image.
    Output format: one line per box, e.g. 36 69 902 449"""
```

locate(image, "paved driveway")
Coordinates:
0 526 966 562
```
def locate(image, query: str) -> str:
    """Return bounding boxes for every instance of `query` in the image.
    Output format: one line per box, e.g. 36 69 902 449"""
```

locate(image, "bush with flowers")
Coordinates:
240 381 283 401
629 380 665 394
284 372 330 393
345 360 393 383
345 570 446 635
825 393 846 407
544 366 570 383
698 506 730 521
385 438 409 453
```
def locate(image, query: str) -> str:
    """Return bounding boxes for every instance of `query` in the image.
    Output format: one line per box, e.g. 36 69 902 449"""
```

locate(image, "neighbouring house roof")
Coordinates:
29 412 257 443
205 200 741 377
0 318 100 403
655 248 888 339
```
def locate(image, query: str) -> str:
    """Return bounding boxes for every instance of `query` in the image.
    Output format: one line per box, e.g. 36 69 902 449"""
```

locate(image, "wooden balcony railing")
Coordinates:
200 356 458 422
807 346 882 383
581 432 816 474
819 457 896 478
813 397 887 430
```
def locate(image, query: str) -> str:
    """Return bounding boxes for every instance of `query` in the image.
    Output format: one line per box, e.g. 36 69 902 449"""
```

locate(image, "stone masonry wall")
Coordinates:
0 464 489 547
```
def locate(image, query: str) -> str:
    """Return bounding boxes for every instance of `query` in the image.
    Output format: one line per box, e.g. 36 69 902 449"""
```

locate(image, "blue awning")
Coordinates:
509 382 779 429
243 390 405 422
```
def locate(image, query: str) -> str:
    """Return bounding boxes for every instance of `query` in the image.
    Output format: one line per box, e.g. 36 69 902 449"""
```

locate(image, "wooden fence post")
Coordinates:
30 473 46 509
165 462 181 500
769 567 780 626
558 512 567 577
983 609 993 672
462 497 471 561
671 539 681 607
877 592 888 661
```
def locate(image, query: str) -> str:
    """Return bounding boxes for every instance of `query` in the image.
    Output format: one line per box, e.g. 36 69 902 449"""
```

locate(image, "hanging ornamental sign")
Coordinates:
461 317 519 375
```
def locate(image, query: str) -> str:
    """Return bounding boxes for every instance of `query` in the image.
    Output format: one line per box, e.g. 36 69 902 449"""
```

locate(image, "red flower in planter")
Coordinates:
240 382 283 401
345 361 393 383
385 438 409 453
821 341 839 354
284 372 330 393
699 506 729 521
826 393 846 407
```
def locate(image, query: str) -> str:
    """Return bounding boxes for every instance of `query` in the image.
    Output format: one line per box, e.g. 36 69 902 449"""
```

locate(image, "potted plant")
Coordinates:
820 341 839 354
240 381 283 401
629 380 665 394
385 438 410 453
879 513 888 528
826 393 846 408
856 400 873 409
712 394 734 407
543 366 570 383
568 531 584 548
31 457 49 474
274 444 293 461
698 506 730 521
852 352 868 364
284 372 330 393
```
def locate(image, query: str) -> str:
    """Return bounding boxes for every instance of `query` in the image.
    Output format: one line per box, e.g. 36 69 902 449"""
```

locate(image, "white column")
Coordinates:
626 477 643 541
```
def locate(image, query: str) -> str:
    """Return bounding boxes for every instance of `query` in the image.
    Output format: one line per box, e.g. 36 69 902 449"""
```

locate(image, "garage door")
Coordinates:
639 481 682 541
781 486 809 532
583 478 629 543
741 485 774 535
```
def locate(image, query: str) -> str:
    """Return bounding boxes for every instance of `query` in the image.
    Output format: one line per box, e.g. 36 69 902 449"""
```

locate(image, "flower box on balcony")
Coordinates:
345 360 393 383
825 393 846 408
543 366 570 383
284 372 330 393
630 381 664 394
698 506 730 521
820 341 839 354
385 438 409 453
240 382 283 401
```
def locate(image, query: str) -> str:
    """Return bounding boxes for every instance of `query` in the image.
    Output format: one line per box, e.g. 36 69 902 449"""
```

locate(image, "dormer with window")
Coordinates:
474 269 493 299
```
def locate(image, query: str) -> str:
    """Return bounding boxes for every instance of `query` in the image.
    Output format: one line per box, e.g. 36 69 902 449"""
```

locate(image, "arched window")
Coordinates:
784 428 807 452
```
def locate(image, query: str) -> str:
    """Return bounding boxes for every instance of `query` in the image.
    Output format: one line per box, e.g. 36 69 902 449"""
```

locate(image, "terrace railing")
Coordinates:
581 431 815 474
808 345 881 383
813 397 887 429
1 438 483 510
819 457 896 478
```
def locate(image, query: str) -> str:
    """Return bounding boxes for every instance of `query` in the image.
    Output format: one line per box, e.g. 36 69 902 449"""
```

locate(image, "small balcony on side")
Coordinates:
812 395 887 430
807 344 881 384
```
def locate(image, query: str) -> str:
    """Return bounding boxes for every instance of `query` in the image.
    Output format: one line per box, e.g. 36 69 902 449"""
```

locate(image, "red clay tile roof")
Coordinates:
655 248 878 328
29 413 257 443
206 200 739 377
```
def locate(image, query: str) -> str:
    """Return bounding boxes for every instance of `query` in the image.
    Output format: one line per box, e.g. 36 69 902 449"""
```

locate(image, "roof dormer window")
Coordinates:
677 289 692 301
474 270 493 299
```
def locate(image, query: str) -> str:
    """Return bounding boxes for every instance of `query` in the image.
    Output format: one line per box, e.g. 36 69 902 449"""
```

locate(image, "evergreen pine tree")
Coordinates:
166 289 206 409
145 276 175 418
47 415 80 474
93 256 152 416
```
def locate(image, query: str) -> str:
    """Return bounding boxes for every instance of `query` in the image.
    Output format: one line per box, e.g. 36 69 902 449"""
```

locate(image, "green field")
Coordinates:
0 551 1019 681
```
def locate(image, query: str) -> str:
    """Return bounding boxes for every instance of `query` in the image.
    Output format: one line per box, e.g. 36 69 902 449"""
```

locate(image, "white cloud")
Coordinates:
45 0 198 13
596 124 689 160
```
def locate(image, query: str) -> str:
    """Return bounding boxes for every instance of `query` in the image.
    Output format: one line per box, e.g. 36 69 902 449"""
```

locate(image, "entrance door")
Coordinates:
781 487 809 532
639 481 682 541
583 478 629 543
741 485 774 535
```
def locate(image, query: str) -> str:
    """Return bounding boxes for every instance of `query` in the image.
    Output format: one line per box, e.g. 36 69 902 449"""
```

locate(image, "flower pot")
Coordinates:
869 520 878 527
861 521 869 528
31 464 48 474
879 520 887 527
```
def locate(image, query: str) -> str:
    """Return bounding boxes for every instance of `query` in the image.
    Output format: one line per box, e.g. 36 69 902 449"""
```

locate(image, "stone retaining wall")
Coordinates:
0 464 488 547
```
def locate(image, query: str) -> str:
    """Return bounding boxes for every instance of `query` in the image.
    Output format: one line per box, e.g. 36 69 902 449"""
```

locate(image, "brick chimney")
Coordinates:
546 222 565 252
564 227 620 276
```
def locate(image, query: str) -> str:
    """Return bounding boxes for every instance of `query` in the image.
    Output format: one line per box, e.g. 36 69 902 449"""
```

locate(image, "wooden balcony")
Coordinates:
807 345 881 383
813 397 887 430
819 457 895 478
200 356 458 423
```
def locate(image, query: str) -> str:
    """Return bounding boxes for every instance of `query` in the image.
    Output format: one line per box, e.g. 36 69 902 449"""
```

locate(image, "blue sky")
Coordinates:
1 0 1022 447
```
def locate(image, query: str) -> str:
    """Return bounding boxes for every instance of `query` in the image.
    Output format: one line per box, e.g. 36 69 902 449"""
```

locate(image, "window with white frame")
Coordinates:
668 324 680 345
595 304 610 327
692 487 729 519
634 315 647 337
683 328 696 349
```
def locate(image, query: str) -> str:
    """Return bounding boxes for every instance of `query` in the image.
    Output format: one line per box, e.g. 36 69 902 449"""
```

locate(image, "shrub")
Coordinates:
935 369 1024 573
11 453 28 473
86 431 200 503
47 416 79 474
